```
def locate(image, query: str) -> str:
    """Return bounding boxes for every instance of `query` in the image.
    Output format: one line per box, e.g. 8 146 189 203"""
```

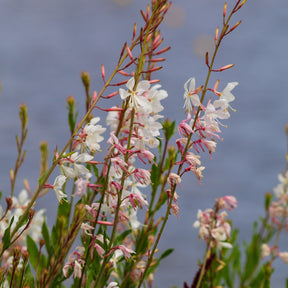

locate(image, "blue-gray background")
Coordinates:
0 0 287 286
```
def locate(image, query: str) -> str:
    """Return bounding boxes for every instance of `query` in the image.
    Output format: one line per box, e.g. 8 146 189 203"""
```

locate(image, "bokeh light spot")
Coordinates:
164 4 185 28
193 35 214 58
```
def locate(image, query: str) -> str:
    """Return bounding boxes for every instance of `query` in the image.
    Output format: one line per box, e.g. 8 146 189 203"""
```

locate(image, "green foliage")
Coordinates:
26 235 39 271
23 264 35 287
2 216 14 250
42 220 54 257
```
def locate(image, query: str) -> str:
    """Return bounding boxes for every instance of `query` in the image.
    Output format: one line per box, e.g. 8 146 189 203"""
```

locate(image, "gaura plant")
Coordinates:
3 0 287 287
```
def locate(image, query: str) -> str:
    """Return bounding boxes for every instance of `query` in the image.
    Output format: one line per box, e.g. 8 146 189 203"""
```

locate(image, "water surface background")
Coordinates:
0 0 288 286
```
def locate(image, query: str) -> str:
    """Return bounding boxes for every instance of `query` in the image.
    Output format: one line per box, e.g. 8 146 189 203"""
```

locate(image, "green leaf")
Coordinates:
2 216 14 250
42 220 54 256
92 164 99 178
51 226 58 251
159 248 174 261
27 235 39 271
0 191 2 202
150 162 160 190
23 264 35 287
38 170 49 185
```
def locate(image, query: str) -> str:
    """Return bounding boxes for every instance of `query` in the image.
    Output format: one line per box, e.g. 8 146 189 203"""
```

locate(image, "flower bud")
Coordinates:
66 95 75 108
19 103 28 130
81 71 90 90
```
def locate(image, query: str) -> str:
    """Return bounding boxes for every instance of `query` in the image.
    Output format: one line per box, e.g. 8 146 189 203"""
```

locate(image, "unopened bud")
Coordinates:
23 178 31 193
39 239 45 248
66 95 75 107
219 64 234 71
132 23 137 40
19 103 28 130
81 71 90 90
228 20 242 33
126 45 133 60
205 52 209 67
215 27 219 44
223 2 227 18
10 169 14 184
101 64 105 82
6 197 13 210
264 192 273 211
22 250 29 263
212 64 234 72
238 0 247 10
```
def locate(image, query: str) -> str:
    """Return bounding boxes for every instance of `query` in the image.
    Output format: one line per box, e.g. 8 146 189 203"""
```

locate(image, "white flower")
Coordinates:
183 77 200 113
146 84 168 113
213 82 238 111
119 77 151 111
261 243 271 258
61 152 93 179
53 175 67 202
83 117 106 152
73 260 82 278
279 252 288 264
107 282 119 288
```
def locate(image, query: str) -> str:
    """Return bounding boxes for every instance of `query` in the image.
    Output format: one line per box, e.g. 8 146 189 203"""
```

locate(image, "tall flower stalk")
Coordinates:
4 1 282 288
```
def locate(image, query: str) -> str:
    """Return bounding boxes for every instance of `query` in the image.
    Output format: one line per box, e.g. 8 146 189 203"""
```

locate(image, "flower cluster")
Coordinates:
176 77 238 184
61 77 168 282
261 171 288 264
193 196 237 249
0 190 45 268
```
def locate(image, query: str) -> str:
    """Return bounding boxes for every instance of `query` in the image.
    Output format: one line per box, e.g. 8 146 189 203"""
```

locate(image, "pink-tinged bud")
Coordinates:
213 79 221 96
142 66 162 73
155 46 171 55
223 2 227 18
10 169 14 183
117 70 131 76
146 4 150 19
109 79 129 87
94 106 123 112
103 162 108 176
132 23 137 40
219 64 234 71
93 90 97 102
118 42 127 63
228 20 242 34
152 37 164 51
163 2 172 14
101 64 105 82
140 9 147 22
97 220 114 226
101 91 118 99
205 52 209 67
146 33 152 43
149 79 160 84
152 34 161 46
150 57 165 63
215 27 219 44
211 64 234 72
237 0 247 10
126 45 133 60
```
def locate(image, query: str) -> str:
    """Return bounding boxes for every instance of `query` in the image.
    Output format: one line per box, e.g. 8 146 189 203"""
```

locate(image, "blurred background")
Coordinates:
0 0 288 286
